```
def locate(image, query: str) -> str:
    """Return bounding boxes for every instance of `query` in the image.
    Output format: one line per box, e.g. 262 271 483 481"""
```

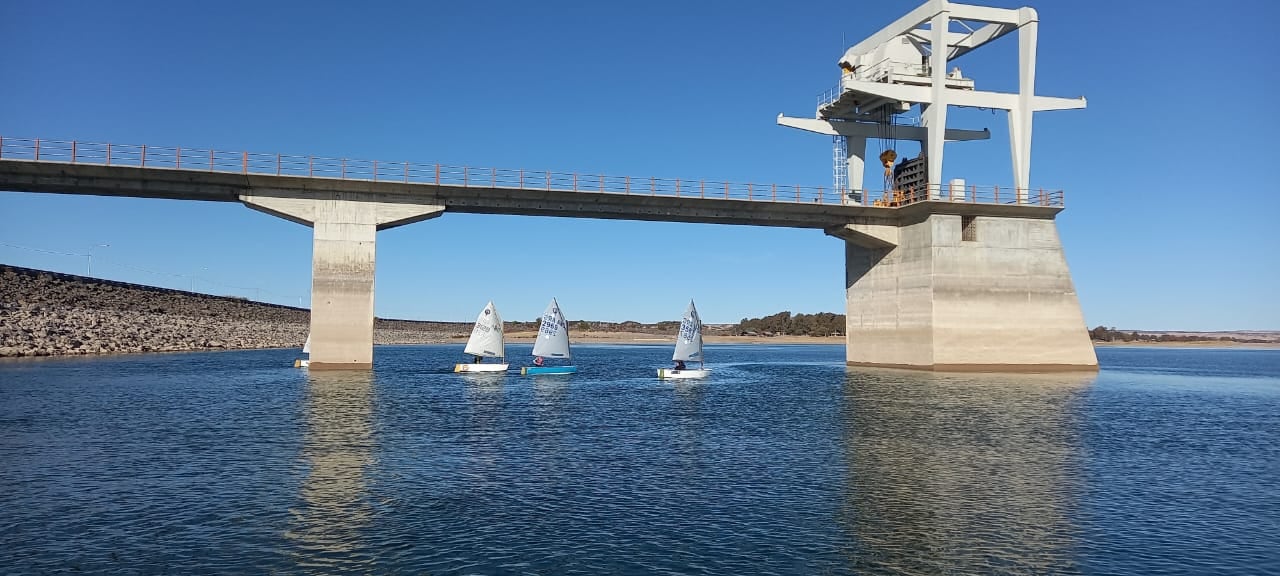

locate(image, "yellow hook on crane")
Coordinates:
879 150 897 177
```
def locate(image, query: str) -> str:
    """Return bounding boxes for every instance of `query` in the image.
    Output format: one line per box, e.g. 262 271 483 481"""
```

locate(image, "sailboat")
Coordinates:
657 300 709 379
521 298 577 375
454 301 509 373
293 333 311 368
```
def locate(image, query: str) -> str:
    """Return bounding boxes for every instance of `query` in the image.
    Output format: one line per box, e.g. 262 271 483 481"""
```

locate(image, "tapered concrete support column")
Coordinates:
241 191 444 369
309 203 378 369
840 214 1096 372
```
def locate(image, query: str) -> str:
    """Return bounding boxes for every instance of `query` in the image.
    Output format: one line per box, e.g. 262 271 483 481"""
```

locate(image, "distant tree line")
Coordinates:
1089 326 1270 343
735 311 844 336
568 320 680 333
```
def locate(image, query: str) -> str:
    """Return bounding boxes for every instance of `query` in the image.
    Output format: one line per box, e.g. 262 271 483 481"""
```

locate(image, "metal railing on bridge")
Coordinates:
0 136 1064 209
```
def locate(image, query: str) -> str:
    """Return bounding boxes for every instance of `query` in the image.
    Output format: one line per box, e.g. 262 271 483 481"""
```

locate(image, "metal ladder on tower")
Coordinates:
832 135 850 204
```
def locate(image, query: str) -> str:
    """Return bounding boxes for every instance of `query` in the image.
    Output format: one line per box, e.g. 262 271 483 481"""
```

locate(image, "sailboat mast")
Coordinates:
694 300 704 369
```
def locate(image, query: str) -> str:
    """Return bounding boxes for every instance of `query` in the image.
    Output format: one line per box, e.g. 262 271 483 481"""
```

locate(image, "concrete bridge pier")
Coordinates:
829 213 1097 372
241 191 444 369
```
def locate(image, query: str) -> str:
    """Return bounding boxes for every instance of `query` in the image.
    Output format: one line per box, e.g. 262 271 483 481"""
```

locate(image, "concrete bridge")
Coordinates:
0 136 1095 371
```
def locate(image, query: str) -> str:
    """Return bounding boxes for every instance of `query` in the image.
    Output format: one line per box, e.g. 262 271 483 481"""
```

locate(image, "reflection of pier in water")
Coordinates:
839 371 1096 572
284 371 375 571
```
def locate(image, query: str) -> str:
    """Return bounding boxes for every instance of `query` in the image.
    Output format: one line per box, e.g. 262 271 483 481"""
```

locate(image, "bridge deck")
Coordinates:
0 136 1064 228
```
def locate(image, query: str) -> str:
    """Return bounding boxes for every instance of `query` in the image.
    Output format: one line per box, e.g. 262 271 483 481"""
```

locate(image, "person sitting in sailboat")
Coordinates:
534 356 544 367
674 360 686 371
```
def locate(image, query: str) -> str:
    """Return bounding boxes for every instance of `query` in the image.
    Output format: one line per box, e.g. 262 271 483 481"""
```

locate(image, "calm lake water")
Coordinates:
1 344 1277 575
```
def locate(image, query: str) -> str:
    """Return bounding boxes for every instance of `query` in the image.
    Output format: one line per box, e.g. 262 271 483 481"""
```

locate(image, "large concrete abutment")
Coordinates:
831 213 1097 372
241 191 444 369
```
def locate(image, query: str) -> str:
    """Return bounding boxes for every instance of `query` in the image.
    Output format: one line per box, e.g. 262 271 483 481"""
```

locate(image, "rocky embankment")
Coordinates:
0 265 467 358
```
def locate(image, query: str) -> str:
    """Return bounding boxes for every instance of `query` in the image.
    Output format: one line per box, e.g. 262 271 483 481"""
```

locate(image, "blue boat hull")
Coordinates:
521 366 577 375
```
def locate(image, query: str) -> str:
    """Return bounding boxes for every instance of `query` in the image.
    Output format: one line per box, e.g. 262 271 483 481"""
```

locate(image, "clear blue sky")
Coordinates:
1 0 1277 330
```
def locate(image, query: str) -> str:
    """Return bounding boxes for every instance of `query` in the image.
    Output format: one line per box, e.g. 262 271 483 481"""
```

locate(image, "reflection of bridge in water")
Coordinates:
284 371 374 571
839 370 1096 572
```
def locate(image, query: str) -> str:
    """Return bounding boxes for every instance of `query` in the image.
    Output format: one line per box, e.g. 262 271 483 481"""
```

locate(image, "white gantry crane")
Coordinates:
779 0 1085 204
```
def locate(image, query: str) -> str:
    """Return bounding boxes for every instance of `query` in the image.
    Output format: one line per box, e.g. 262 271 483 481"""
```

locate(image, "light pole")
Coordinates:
86 244 109 277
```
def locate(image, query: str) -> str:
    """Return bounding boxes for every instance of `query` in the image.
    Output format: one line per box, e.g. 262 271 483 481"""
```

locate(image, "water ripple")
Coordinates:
0 345 1277 574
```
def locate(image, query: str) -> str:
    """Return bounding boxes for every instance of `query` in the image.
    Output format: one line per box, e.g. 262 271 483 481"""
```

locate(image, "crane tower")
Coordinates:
778 0 1085 205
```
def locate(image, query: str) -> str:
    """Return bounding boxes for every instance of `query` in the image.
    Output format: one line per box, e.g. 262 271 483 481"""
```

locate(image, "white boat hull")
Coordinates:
455 363 509 373
657 368 710 380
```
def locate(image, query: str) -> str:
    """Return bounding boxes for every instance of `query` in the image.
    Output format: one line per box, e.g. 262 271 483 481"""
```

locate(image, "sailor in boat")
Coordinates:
534 356 545 367
673 360 686 371
473 355 482 364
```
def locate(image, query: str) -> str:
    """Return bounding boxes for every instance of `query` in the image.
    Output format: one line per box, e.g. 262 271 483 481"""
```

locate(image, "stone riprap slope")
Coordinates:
0 265 467 357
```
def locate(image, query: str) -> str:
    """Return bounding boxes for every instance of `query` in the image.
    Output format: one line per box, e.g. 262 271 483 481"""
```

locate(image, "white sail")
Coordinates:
302 333 311 354
672 300 703 362
463 301 505 358
531 298 572 359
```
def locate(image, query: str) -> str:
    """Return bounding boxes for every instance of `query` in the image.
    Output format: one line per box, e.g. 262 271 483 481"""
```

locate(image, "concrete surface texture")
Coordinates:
843 214 1097 371
241 191 444 369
